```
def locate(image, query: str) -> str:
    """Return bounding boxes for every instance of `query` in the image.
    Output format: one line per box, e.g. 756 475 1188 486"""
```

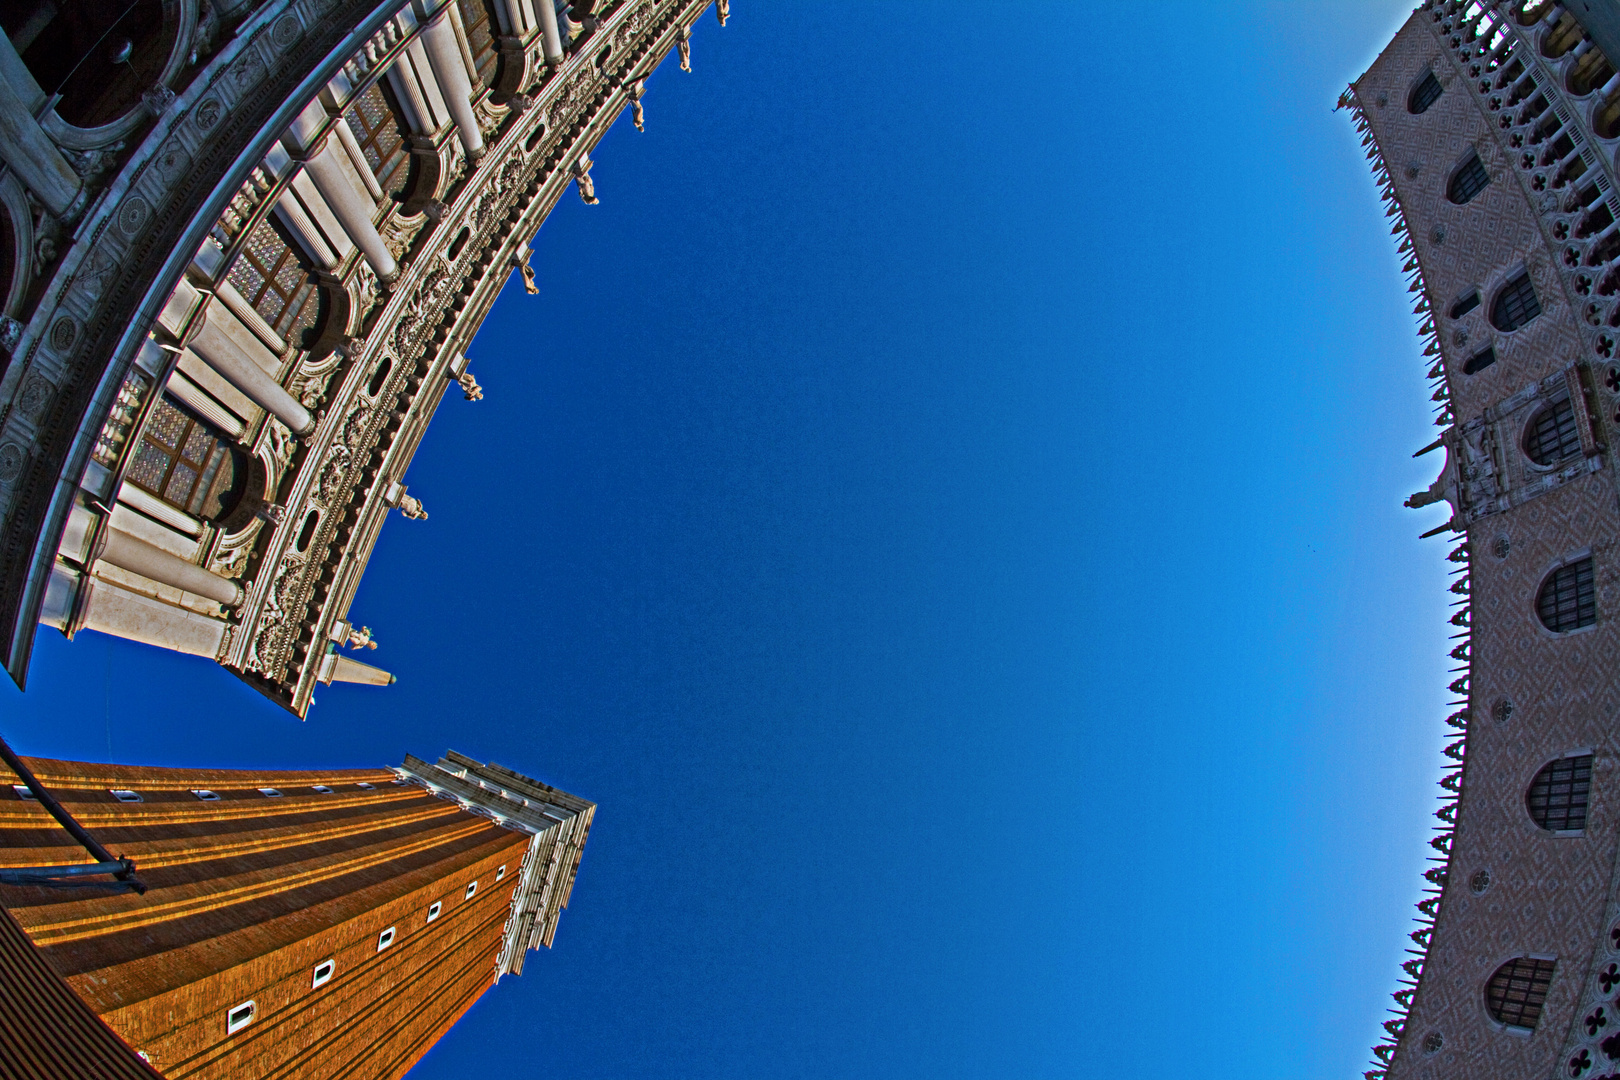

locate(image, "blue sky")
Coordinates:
2 2 1451 1077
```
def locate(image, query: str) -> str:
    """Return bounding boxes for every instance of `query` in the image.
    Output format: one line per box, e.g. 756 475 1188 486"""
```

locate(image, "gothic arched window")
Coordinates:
1409 71 1444 114
1527 754 1593 832
224 217 321 346
1448 152 1491 204
125 395 248 522
1491 272 1542 332
1486 957 1556 1031
344 81 414 201
1537 557 1597 632
1524 397 1582 464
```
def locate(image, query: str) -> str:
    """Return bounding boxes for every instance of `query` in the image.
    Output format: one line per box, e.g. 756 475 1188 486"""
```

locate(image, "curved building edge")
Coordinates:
0 0 726 716
1351 2 1620 1079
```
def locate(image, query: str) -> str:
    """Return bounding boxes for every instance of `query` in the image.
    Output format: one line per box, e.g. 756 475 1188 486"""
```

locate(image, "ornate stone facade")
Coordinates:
0 0 726 716
1351 3 1620 1078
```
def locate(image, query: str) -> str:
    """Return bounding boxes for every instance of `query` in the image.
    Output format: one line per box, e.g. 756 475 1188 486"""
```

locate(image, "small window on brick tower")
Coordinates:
496 865 506 882
427 901 442 923
190 789 219 801
465 880 478 900
1525 397 1583 464
227 1000 256 1035
1492 272 1542 332
377 927 396 951
312 959 334 989
355 782 375 790
12 785 35 801
1527 754 1594 832
1448 151 1491 204
1486 957 1556 1031
109 789 142 803
311 785 334 794
1537 557 1597 632
258 787 282 797
1409 71 1444 114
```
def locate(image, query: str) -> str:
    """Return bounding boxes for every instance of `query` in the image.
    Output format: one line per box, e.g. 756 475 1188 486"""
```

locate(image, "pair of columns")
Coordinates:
160 278 315 435
277 2 484 284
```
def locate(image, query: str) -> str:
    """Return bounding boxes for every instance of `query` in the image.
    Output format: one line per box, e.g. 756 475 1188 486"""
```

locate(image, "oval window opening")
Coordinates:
295 511 319 552
368 356 394 397
525 121 549 152
447 228 470 260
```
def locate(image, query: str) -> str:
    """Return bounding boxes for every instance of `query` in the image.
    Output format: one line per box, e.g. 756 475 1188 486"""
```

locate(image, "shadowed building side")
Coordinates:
0 751 592 1079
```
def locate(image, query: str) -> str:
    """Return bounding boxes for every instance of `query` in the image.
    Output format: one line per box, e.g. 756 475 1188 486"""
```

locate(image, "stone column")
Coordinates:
0 52 83 219
188 303 315 434
533 0 564 65
301 132 400 281
99 529 243 607
419 8 486 159
275 188 343 270
80 579 231 656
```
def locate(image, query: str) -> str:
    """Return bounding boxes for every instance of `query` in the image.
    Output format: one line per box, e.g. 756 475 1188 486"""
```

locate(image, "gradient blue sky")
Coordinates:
2 3 1447 1077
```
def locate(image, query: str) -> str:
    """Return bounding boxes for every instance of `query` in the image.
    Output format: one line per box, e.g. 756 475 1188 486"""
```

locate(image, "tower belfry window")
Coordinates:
1537 557 1597 631
1410 71 1444 114
1525 398 1583 464
1448 152 1491 204
1527 754 1593 832
1486 957 1556 1030
1492 272 1542 331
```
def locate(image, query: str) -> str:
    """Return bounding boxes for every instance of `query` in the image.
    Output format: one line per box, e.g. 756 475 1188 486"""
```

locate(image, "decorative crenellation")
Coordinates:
1341 58 1476 1080
1347 4 1620 1078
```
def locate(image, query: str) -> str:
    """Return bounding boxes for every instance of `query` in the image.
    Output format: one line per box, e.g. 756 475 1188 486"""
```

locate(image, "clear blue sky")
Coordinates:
3 3 1449 1077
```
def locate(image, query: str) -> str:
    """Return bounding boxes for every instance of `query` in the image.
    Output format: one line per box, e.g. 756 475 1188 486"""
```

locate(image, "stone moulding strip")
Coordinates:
0 0 416 687
1342 63 1473 1079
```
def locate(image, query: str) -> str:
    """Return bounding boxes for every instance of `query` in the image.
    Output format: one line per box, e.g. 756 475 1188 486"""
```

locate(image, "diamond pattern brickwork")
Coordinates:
1356 10 1620 1080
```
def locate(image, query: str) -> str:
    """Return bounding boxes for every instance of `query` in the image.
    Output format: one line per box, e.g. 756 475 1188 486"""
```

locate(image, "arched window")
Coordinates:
1409 71 1444 114
1524 397 1582 464
343 81 414 202
456 0 501 91
1491 272 1542 332
1486 957 1556 1030
1448 152 1491 204
1463 346 1497 374
1537 557 1597 632
224 218 322 347
1527 754 1593 832
3 0 178 129
125 395 248 522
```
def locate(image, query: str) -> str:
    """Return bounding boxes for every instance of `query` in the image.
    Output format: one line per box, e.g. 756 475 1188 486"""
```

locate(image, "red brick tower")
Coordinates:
0 750 592 1078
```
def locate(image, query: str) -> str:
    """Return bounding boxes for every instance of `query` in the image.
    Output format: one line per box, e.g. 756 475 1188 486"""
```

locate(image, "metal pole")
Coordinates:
0 736 146 894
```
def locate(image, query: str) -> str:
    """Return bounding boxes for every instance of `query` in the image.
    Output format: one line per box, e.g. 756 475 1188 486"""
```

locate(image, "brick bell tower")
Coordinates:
0 750 592 1078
